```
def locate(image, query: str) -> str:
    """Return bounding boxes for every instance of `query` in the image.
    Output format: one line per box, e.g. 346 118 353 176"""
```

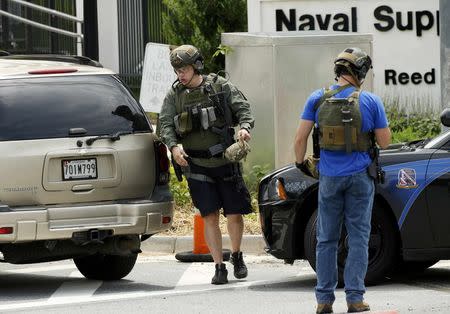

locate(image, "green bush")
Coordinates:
386 105 441 143
168 167 192 208
162 0 247 73
243 164 271 211
391 127 419 143
410 115 441 137
243 164 271 194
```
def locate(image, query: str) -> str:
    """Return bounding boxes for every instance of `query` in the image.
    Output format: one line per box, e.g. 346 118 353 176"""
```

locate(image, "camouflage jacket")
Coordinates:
159 73 254 168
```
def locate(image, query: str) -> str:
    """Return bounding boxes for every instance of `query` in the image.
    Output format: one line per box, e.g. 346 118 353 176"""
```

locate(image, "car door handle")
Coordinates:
71 184 94 192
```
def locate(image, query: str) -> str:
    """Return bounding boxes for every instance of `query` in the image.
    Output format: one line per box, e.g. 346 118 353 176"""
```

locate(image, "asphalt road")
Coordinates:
0 253 449 313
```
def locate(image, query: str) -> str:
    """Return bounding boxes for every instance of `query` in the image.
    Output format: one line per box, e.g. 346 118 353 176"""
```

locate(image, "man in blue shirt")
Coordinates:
294 47 391 314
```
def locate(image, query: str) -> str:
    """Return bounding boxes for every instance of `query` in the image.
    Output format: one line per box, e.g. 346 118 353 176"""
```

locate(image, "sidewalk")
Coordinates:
140 235 266 254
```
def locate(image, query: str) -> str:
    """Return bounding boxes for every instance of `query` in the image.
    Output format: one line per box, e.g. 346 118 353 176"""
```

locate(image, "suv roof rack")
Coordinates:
0 54 103 67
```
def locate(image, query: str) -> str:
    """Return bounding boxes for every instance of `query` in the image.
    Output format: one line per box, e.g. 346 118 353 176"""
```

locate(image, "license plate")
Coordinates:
62 158 97 181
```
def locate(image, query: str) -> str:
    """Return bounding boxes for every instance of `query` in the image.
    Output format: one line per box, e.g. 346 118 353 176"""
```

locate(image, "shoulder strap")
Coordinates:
347 89 361 104
204 74 234 127
205 73 225 93
313 84 354 112
174 84 185 114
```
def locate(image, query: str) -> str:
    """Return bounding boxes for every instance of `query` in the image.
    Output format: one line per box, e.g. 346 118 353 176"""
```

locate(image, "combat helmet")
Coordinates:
334 47 372 86
170 45 204 71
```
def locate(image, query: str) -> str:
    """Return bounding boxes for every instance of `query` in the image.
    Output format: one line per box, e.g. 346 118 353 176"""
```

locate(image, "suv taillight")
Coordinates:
0 227 13 234
155 140 170 185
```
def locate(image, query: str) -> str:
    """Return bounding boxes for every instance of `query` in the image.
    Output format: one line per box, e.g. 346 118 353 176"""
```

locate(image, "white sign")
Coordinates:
247 0 440 113
140 43 177 113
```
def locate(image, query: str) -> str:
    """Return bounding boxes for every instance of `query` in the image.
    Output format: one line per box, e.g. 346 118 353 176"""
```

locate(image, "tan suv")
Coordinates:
0 55 174 280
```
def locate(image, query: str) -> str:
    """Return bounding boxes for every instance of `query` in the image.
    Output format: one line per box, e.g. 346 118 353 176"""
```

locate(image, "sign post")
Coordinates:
139 43 177 113
440 0 449 131
441 0 450 112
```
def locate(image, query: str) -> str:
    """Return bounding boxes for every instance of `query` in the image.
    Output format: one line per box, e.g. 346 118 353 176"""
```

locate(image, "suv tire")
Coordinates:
74 253 138 280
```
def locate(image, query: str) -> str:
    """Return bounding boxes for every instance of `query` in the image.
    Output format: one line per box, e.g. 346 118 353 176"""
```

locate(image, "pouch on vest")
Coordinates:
174 111 192 135
207 107 217 123
320 98 355 152
190 105 201 130
200 108 209 130
318 95 370 153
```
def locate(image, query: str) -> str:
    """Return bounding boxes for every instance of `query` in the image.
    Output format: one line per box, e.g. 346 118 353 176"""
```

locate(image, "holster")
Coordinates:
367 160 377 181
367 159 385 184
171 156 183 182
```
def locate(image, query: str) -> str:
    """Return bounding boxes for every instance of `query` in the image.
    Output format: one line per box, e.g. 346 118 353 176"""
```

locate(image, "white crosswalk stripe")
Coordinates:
48 271 102 301
0 255 310 312
176 263 214 286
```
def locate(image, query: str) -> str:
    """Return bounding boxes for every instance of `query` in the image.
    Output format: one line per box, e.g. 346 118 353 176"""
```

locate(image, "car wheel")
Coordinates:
303 204 399 286
74 253 138 280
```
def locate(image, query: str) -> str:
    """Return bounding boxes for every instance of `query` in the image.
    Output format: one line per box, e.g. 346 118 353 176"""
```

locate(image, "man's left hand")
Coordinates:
238 128 251 142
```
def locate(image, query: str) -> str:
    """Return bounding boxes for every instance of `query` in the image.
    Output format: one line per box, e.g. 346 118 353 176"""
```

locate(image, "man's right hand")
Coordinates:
171 146 189 167
295 160 313 177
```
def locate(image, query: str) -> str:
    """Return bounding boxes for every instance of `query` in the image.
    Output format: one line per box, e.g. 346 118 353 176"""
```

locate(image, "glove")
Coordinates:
295 161 310 174
295 156 320 179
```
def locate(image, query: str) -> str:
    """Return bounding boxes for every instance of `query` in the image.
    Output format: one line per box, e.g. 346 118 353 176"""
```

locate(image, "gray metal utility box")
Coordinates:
221 32 373 170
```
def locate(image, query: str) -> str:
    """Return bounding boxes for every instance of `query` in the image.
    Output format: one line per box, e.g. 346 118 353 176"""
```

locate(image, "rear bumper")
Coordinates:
0 198 174 243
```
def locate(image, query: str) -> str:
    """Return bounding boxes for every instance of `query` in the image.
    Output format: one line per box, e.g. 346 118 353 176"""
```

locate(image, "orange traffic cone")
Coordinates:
192 211 209 254
175 208 230 262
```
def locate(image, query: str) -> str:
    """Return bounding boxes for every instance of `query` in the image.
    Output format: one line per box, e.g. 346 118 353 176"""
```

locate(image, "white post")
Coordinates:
247 0 262 32
76 0 84 56
96 0 119 72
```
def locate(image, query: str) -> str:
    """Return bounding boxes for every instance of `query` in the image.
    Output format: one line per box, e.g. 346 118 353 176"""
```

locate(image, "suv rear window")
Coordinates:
0 75 151 141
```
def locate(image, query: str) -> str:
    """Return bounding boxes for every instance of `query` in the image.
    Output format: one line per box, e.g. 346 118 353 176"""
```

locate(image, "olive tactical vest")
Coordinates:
316 87 371 153
172 75 228 151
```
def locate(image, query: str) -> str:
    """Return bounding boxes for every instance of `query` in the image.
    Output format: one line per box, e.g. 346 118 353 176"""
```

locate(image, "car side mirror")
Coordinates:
441 108 450 127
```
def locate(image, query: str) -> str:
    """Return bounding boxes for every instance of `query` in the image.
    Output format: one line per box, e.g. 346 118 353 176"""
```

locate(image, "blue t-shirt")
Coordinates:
301 85 388 177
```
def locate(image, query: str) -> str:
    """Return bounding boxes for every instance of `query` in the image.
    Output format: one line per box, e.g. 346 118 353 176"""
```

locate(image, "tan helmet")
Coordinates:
334 47 372 85
169 45 204 71
224 139 251 163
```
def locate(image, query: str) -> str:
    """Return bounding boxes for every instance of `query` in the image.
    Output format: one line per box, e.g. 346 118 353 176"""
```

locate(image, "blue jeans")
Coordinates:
315 171 374 304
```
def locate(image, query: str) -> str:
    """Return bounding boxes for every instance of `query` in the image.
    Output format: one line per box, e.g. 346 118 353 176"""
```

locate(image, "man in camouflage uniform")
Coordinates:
159 45 254 285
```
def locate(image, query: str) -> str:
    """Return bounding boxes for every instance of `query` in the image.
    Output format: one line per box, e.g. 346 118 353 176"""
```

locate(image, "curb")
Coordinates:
141 235 266 255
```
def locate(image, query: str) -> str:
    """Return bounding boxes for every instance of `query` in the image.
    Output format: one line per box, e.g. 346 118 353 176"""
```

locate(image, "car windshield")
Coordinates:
0 75 150 141
424 130 450 149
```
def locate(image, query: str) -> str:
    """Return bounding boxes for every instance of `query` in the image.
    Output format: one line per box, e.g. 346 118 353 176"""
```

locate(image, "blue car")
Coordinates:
258 109 450 284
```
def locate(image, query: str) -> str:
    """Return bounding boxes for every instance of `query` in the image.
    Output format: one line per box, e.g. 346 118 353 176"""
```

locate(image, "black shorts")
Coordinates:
186 163 253 217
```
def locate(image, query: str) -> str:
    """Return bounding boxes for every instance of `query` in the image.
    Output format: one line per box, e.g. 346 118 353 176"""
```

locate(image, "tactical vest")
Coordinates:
315 86 371 153
172 74 232 155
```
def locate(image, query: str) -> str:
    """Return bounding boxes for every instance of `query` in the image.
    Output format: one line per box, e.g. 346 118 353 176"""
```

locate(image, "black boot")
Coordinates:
230 251 248 279
211 263 228 285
